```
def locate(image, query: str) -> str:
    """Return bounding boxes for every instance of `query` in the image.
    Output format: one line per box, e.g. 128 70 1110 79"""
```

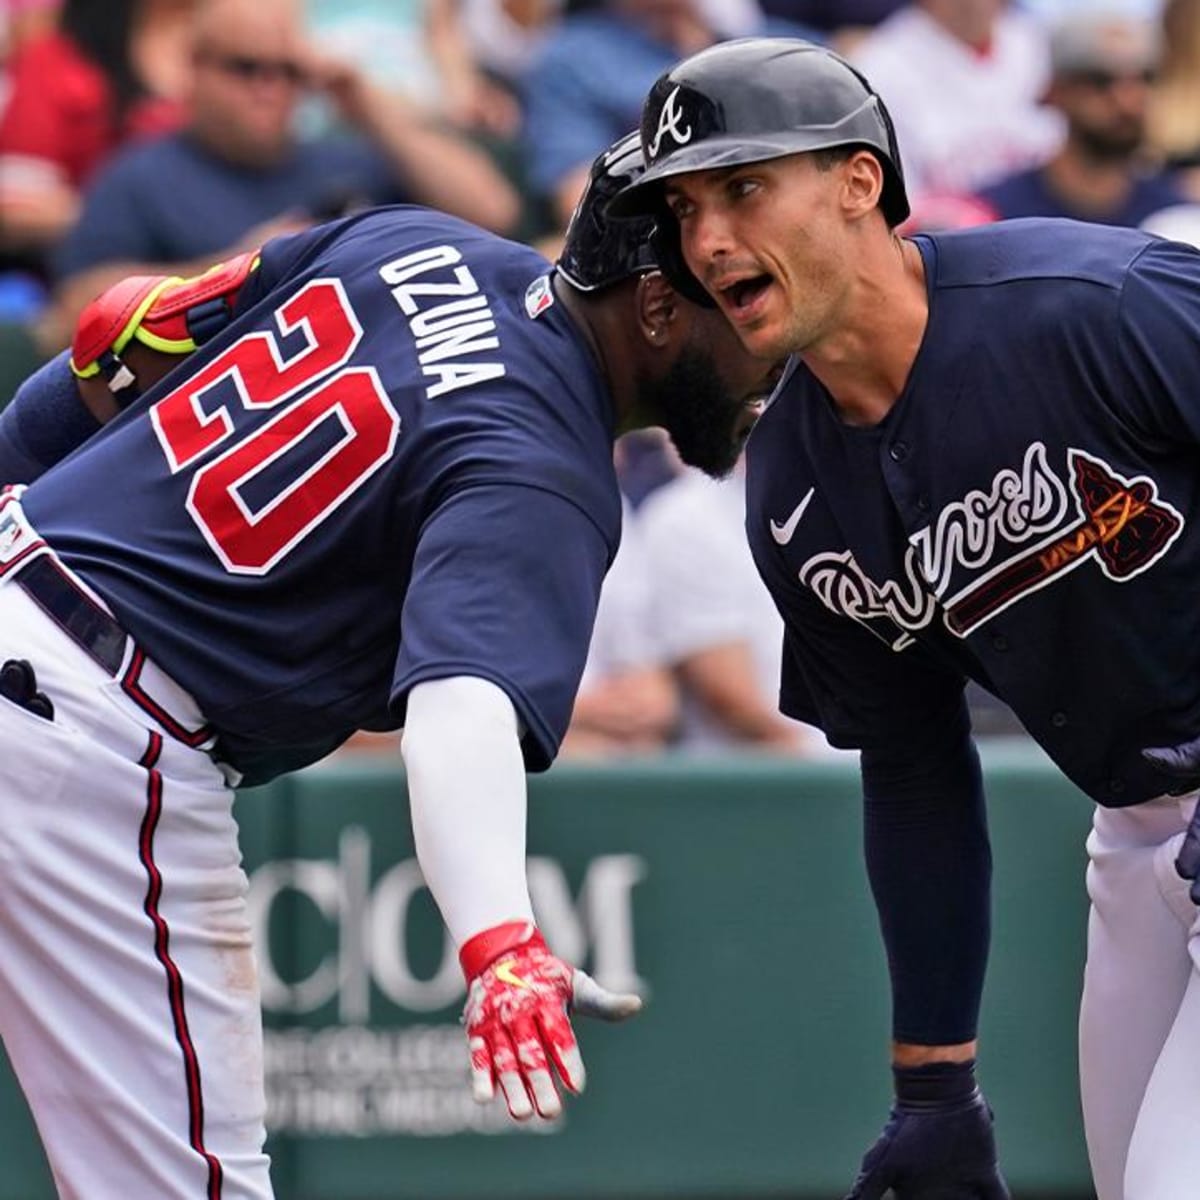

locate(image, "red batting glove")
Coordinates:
460 920 642 1121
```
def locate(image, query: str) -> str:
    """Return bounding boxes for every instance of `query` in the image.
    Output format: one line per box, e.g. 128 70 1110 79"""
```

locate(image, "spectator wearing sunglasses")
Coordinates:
0 0 194 300
973 10 1188 228
45 0 520 348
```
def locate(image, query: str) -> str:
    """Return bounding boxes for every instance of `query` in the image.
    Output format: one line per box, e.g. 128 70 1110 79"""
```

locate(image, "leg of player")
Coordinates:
1122 795 1200 1200
0 582 272 1198
1078 797 1194 1199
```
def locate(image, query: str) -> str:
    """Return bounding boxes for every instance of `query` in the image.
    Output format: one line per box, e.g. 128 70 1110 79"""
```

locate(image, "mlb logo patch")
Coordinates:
525 274 555 319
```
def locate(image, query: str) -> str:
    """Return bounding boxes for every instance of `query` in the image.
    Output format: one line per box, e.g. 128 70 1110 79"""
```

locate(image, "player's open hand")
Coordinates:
844 1061 1010 1200
459 921 642 1121
1142 736 1200 902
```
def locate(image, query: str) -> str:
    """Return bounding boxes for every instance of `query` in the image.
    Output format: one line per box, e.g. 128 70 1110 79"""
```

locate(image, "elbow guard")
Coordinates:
69 250 260 405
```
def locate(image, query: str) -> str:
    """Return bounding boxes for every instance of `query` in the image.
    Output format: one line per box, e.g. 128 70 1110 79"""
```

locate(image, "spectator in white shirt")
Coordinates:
561 499 679 758
640 464 826 755
851 0 1063 200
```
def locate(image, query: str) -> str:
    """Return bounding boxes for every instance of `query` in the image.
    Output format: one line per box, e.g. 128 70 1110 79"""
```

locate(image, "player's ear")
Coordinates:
842 149 885 221
634 270 679 348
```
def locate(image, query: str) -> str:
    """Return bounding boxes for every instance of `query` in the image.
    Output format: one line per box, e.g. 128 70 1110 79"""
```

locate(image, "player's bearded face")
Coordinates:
642 334 774 478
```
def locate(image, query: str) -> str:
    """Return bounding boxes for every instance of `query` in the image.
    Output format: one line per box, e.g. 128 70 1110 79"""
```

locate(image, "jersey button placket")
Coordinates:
1050 711 1068 728
889 441 909 463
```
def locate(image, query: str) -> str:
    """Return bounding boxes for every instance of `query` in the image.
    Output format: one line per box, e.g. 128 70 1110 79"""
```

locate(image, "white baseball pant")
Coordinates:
1079 793 1200 1200
0 571 272 1196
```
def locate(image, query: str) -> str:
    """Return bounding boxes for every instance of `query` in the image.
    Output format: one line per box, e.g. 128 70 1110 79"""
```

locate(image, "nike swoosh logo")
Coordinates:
770 487 815 546
496 961 532 989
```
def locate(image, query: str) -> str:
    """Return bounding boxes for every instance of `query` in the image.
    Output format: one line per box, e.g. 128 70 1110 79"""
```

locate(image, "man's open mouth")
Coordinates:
719 274 773 319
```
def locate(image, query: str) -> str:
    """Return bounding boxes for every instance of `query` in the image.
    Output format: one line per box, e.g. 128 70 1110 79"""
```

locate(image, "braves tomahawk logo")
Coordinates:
647 86 693 159
794 443 1184 648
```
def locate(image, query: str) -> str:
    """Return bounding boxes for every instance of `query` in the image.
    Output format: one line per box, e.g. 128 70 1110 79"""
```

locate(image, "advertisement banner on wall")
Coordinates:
0 753 1097 1199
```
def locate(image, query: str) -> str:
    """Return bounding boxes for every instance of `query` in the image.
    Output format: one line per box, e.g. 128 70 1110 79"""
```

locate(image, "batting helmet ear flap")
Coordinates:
649 215 716 309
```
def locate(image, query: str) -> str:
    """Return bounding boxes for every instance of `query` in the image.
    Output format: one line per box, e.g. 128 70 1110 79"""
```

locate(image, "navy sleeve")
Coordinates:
0 352 101 484
862 703 992 1045
748 495 990 1046
392 482 611 771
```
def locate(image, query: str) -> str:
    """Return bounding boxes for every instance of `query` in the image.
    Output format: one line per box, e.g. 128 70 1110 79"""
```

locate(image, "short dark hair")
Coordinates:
810 144 865 172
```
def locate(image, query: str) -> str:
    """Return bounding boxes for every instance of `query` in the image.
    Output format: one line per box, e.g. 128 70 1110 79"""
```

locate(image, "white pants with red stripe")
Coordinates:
0 582 272 1198
1080 794 1200 1200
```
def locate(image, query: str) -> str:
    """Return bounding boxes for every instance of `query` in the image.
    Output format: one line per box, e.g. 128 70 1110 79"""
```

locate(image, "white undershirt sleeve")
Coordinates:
401 675 535 947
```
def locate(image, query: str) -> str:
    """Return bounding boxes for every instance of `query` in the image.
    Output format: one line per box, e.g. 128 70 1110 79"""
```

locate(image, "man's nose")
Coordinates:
680 208 733 275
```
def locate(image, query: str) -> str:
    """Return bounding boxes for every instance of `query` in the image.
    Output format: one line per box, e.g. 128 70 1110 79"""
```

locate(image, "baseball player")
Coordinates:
613 36 1200 1200
0 139 781 1198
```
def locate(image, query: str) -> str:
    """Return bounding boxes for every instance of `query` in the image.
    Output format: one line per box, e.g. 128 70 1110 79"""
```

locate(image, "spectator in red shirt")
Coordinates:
0 0 194 261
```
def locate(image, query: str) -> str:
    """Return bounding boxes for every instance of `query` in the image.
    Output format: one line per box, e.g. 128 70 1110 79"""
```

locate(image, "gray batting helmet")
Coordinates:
608 37 909 227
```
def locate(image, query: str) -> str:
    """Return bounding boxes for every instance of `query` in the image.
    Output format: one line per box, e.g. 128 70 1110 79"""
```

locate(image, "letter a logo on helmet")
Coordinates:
607 37 910 229
647 86 694 159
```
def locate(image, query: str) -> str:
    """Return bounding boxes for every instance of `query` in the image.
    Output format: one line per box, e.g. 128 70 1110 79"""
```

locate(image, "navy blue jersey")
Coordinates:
746 217 1200 807
23 207 622 783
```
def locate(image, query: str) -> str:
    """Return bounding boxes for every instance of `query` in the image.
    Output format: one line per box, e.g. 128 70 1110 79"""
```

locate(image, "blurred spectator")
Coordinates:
521 0 818 234
561 498 679 758
1146 0 1200 195
46 0 520 347
1 0 58 77
303 0 441 111
850 0 1062 200
615 427 679 508
297 0 545 240
427 0 564 137
639 464 819 754
898 190 996 233
756 0 904 51
1140 200 1200 243
0 0 194 262
975 10 1187 225
1020 0 1165 21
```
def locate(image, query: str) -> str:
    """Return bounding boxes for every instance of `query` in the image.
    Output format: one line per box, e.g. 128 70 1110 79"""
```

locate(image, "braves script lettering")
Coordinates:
795 442 1183 648
910 442 1068 594
800 547 934 650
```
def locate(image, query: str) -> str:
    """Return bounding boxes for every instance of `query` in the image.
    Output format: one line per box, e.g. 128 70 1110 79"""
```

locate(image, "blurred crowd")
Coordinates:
3 0 1199 761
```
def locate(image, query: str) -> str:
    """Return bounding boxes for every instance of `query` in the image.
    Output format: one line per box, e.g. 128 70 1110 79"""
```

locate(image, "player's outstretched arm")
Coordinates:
844 1060 1009 1200
401 675 641 1121
852 705 1005 1196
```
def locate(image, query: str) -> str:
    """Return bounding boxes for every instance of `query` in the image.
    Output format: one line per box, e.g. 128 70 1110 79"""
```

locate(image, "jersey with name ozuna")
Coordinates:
23 207 622 783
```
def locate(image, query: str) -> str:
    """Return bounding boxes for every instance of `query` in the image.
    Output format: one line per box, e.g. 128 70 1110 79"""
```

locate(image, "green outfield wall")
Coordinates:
0 742 1099 1198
